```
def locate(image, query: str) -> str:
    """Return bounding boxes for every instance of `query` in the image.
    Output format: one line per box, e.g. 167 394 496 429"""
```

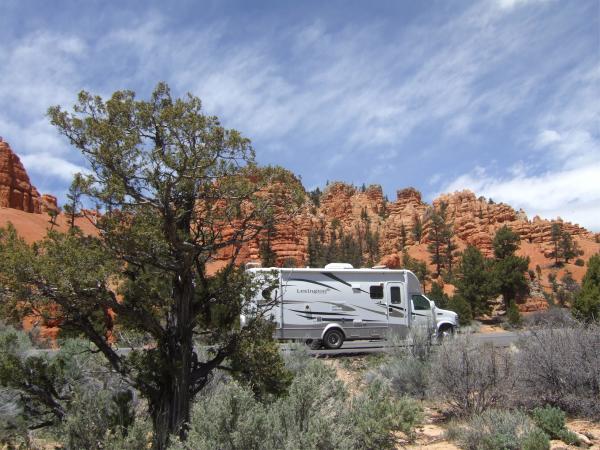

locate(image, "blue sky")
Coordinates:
1 0 599 229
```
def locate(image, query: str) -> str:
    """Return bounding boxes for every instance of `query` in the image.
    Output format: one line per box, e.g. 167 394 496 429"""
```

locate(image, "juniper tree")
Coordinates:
454 245 493 316
572 254 600 322
491 226 530 310
0 83 302 449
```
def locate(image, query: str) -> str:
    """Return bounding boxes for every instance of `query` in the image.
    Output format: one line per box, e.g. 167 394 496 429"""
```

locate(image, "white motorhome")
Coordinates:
245 263 458 349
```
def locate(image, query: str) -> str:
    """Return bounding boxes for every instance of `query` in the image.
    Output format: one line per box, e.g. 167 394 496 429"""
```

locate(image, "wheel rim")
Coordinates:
327 331 340 346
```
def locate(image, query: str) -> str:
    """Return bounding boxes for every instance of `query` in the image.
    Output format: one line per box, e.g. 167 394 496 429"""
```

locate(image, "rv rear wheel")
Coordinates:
305 339 322 350
323 329 344 350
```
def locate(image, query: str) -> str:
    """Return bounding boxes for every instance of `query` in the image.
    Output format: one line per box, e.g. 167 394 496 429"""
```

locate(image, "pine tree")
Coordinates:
63 173 89 230
402 251 429 291
550 223 562 266
455 245 493 316
412 214 423 243
428 281 450 309
398 223 407 251
491 225 530 310
572 254 600 322
426 202 454 278
559 232 580 263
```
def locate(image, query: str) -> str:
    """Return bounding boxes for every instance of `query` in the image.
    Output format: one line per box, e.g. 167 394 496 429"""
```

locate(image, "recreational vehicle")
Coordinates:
244 263 458 349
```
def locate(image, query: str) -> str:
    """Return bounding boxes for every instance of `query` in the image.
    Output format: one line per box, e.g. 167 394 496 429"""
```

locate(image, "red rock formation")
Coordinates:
2 137 599 315
0 137 42 213
41 194 59 213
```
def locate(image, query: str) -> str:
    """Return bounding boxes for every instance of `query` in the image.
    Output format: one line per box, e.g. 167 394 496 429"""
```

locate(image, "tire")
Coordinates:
323 329 344 350
437 325 455 342
305 339 322 350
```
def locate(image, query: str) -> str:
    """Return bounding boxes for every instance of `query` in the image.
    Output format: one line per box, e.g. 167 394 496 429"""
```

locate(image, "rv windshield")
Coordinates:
412 294 431 310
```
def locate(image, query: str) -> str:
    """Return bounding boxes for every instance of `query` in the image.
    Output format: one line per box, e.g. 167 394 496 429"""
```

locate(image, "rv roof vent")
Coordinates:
371 265 387 269
324 263 354 269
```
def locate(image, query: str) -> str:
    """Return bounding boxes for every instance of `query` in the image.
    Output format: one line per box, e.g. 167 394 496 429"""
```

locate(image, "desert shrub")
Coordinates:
523 308 576 328
366 327 433 399
350 379 422 447
62 388 137 450
530 406 579 445
515 324 600 419
447 409 549 450
575 258 585 267
430 335 516 415
172 359 421 450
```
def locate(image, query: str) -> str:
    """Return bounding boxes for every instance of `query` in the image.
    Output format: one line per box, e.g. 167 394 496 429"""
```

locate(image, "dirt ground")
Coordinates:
324 355 600 450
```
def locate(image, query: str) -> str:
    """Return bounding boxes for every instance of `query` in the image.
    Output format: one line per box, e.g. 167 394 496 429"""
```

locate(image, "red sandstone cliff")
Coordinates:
2 136 599 315
0 137 43 213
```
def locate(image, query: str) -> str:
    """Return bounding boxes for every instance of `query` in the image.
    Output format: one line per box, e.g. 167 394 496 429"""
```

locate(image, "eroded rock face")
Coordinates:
0 137 42 213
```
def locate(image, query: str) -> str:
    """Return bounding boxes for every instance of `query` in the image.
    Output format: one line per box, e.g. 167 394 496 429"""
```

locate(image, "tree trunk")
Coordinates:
151 274 195 450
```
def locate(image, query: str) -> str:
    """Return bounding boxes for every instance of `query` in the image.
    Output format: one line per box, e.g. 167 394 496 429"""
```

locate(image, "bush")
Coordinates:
448 294 473 326
366 327 434 399
515 324 600 419
430 335 515 415
575 258 585 267
523 308 576 328
531 406 579 445
172 359 421 450
447 409 549 450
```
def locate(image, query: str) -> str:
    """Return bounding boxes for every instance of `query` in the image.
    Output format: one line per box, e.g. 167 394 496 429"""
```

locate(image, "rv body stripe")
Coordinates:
287 278 340 291
322 272 370 294
289 309 355 316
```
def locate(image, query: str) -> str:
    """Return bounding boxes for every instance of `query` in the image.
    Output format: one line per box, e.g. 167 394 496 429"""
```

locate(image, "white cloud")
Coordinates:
20 153 87 182
497 0 554 10
442 163 600 230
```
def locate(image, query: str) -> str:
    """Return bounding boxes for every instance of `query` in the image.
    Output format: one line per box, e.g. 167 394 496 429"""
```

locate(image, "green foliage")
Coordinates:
428 281 450 309
531 406 579 445
447 409 549 450
259 239 277 267
447 294 472 326
493 225 520 260
412 214 423 243
0 83 301 449
228 319 292 400
575 258 585 266
308 187 322 207
549 223 581 265
455 245 494 316
491 226 530 309
572 254 600 322
171 360 421 450
401 251 429 291
426 202 456 278
506 301 522 327
61 388 137 450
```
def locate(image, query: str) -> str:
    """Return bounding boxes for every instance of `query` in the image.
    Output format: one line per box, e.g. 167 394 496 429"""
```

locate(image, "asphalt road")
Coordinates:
301 331 524 356
28 331 525 357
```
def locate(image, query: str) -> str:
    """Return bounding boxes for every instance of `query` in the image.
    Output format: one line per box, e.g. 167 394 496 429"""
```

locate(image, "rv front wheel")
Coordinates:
323 329 344 349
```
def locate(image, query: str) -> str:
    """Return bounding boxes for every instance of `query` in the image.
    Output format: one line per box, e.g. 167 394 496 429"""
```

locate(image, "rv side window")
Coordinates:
390 286 402 304
412 294 431 310
370 285 384 299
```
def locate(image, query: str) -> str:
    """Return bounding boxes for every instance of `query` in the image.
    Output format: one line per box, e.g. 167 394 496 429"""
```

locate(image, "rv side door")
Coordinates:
385 282 408 334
